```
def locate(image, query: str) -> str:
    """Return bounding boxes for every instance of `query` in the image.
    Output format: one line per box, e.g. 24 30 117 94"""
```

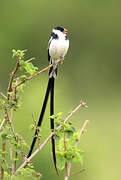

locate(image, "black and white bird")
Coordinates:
48 26 69 78
27 26 69 173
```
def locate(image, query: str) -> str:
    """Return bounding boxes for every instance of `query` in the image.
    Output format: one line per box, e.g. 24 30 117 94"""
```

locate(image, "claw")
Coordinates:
60 57 64 64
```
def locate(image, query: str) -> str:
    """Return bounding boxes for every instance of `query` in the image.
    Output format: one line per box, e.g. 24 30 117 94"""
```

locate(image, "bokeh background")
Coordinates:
0 0 121 179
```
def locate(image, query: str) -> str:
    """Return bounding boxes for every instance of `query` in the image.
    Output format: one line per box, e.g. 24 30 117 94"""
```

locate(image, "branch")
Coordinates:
1 142 6 180
63 101 87 124
16 101 87 171
75 120 89 146
0 108 8 131
0 117 6 131
7 58 21 99
14 59 62 88
8 110 16 137
9 138 13 176
65 120 89 180
70 168 86 176
0 92 7 99
26 57 35 63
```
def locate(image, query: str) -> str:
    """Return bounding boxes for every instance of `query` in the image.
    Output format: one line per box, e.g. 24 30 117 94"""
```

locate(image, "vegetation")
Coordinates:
0 50 88 180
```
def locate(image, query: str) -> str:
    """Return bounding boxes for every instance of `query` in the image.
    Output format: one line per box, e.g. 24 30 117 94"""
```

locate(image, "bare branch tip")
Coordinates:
70 168 86 176
26 57 35 63
80 101 88 108
0 92 7 99
21 49 28 52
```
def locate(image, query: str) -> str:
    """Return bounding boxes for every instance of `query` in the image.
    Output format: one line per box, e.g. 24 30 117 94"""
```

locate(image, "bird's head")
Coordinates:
53 26 68 35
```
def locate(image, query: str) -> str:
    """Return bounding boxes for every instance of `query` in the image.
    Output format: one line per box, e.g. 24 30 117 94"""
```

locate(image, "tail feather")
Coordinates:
50 77 58 174
27 59 58 173
27 79 51 158
49 59 58 78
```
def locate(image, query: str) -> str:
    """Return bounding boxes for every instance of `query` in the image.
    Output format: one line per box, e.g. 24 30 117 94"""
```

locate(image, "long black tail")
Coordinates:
50 77 58 174
27 78 52 158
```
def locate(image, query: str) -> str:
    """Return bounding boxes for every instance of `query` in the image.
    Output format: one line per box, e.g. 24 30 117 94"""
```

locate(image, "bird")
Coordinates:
27 26 69 173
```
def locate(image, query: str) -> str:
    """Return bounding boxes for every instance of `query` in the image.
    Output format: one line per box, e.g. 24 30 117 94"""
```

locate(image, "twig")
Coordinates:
75 120 89 146
16 101 86 171
63 101 87 124
6 110 17 141
1 142 6 180
26 57 35 63
0 117 6 131
14 136 18 174
9 138 13 176
19 138 26 163
65 120 89 180
0 102 15 133
14 59 62 88
14 152 18 173
32 113 40 147
0 110 8 131
64 133 68 179
17 131 55 171
70 168 86 176
0 92 7 99
7 58 21 99
9 110 14 175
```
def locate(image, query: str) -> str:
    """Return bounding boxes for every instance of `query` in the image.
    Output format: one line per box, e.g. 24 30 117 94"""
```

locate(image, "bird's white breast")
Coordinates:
49 33 69 60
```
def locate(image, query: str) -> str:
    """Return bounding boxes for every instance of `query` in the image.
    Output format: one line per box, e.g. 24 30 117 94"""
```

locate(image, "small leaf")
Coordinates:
0 105 2 110
56 151 66 171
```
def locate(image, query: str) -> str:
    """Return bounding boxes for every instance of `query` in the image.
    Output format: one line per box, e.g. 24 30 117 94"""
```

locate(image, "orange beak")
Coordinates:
63 28 68 34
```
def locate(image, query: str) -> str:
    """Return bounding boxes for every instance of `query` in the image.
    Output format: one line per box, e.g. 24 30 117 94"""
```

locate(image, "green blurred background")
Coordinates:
0 0 121 179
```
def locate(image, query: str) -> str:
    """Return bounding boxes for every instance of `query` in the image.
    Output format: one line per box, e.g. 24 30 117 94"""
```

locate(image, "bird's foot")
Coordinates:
60 57 64 64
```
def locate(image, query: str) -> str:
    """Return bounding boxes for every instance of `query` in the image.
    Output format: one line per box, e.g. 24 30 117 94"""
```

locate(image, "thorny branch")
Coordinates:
16 101 87 172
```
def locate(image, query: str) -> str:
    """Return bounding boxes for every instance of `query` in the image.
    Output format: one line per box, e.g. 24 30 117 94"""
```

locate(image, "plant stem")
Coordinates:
0 104 8 131
70 168 86 176
26 57 35 63
19 138 26 163
9 110 14 175
14 152 18 174
65 120 89 179
7 57 21 100
7 110 16 140
1 142 6 180
0 117 6 131
64 133 69 180
9 138 13 176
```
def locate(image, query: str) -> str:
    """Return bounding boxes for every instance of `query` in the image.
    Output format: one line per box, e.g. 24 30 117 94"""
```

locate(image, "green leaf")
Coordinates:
0 104 3 110
17 167 42 179
73 149 84 165
12 49 25 58
56 151 66 171
18 75 27 81
0 127 10 143
20 60 38 75
50 112 63 120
